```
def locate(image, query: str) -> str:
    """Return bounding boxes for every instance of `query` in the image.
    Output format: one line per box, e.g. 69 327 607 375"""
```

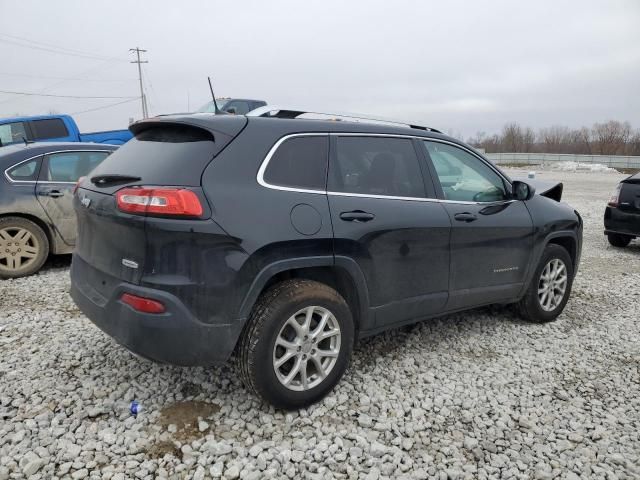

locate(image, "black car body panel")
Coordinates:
70 115 583 366
604 173 640 238
0 142 117 255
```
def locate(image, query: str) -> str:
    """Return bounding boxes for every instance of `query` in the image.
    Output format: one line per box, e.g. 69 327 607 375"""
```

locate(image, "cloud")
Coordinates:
1 0 638 138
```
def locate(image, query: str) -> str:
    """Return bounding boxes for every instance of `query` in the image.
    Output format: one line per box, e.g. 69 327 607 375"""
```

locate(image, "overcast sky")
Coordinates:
1 0 639 137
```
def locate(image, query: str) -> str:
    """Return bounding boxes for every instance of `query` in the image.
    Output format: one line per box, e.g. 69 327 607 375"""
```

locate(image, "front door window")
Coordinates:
424 141 507 202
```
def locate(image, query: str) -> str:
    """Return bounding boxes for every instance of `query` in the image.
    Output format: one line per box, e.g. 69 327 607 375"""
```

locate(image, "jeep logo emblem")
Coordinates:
80 196 91 208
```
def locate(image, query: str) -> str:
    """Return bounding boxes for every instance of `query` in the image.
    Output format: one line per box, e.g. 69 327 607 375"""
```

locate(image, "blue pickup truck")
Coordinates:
0 114 132 147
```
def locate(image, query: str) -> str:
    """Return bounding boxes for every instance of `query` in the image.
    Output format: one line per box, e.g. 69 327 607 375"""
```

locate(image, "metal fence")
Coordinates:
485 152 640 169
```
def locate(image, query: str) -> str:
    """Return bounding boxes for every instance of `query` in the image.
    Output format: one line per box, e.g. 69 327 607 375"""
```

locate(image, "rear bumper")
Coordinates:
604 206 640 237
70 255 243 366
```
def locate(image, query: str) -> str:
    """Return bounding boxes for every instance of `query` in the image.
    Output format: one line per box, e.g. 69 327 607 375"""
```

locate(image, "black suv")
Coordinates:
70 109 582 409
604 172 640 247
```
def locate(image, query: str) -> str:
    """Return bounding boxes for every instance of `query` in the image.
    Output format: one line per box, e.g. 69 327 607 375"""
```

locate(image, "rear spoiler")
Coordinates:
129 114 247 139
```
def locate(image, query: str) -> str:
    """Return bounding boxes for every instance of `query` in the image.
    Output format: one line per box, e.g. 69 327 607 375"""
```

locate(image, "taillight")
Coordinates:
73 176 86 195
116 187 203 217
121 293 166 314
608 184 622 207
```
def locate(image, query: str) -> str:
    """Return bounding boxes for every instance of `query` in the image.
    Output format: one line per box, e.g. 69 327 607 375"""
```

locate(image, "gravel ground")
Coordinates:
1 170 639 480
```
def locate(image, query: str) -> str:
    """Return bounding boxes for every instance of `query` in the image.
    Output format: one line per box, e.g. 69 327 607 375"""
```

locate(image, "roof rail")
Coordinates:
246 106 442 134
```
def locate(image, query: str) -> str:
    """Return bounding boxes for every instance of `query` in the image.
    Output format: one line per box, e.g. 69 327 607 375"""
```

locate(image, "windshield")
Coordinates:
196 99 230 113
0 122 28 146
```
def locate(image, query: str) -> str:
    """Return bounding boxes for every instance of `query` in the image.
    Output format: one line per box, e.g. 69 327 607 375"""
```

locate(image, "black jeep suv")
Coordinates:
70 108 582 409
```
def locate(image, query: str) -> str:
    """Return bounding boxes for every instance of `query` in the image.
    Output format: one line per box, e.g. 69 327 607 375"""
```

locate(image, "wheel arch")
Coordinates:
546 234 577 269
237 256 372 335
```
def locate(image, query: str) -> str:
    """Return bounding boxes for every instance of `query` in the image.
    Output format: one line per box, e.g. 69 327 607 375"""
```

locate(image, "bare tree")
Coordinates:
591 120 632 155
522 127 536 152
502 122 524 152
540 125 570 153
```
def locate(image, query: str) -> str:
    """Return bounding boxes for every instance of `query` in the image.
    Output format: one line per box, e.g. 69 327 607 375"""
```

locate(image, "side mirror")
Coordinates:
512 181 535 201
226 107 237 114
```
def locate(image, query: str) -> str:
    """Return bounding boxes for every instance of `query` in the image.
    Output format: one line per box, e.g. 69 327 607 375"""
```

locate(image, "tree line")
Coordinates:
467 120 640 156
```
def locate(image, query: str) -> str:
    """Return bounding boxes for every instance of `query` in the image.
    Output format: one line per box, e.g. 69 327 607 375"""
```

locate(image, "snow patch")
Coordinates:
550 161 617 173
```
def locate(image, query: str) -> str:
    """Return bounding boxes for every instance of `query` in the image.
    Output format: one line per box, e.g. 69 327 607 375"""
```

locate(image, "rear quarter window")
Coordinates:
262 136 329 191
6 158 40 181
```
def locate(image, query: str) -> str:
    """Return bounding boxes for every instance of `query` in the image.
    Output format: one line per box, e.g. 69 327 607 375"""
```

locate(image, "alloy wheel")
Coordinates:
272 306 341 391
537 258 568 312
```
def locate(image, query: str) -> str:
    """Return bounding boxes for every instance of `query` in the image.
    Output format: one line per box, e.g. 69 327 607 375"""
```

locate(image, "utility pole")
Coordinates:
129 47 149 118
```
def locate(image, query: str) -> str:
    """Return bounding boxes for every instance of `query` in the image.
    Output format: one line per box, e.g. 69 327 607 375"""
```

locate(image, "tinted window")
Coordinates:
0 122 28 146
424 141 507 202
263 136 328 191
224 101 251 115
29 119 68 140
7 159 40 181
43 151 110 182
330 136 426 198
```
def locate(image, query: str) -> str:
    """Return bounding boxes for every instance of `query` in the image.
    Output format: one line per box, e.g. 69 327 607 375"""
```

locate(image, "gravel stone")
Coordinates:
0 170 638 478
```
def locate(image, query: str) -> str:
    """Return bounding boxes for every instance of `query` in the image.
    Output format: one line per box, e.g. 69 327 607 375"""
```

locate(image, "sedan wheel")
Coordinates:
0 227 40 272
0 217 49 279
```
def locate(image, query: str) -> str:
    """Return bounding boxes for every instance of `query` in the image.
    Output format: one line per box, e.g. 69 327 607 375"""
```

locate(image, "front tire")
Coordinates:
238 279 354 409
518 244 573 323
607 233 632 248
0 217 49 279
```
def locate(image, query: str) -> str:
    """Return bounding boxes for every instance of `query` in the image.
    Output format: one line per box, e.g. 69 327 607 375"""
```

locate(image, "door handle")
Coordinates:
340 210 375 222
39 189 64 198
454 212 477 222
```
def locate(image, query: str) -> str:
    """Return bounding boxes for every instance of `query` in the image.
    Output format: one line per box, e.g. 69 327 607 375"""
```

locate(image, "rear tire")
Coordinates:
607 233 632 248
0 217 49 279
238 279 354 409
518 244 573 323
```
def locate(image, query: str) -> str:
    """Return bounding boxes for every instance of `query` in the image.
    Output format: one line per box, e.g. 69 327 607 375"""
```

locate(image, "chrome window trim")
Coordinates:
256 133 328 195
256 132 514 205
4 149 112 185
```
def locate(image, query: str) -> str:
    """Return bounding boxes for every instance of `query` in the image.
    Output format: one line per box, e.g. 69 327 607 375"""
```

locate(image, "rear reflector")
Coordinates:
116 187 203 217
121 293 166 314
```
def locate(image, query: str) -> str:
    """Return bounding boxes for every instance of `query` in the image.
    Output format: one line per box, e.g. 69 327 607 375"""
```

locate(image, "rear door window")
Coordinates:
29 119 69 140
329 136 427 198
42 151 110 182
262 135 329 191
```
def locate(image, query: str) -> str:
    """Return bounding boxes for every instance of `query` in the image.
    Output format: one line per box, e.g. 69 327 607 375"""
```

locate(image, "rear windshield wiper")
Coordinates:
90 174 141 187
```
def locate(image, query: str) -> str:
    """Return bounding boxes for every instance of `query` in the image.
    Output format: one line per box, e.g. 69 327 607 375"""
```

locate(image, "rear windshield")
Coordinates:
87 125 218 187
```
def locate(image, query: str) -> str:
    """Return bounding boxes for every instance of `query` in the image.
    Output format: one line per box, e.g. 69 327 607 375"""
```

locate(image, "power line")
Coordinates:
0 89 137 99
70 97 140 115
0 33 128 62
0 58 125 107
130 47 149 118
0 71 136 83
